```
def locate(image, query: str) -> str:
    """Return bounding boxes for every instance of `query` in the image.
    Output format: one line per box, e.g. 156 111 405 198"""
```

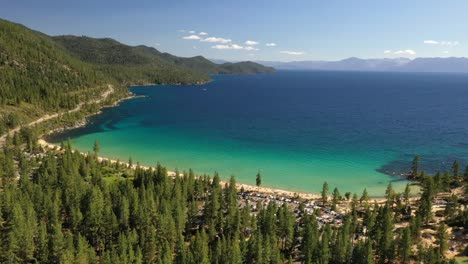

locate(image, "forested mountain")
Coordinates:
0 19 111 112
53 35 275 80
0 18 273 135
50 36 209 85
0 18 124 137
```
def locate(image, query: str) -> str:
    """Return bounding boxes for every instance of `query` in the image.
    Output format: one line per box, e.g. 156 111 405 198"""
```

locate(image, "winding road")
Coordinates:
0 85 114 145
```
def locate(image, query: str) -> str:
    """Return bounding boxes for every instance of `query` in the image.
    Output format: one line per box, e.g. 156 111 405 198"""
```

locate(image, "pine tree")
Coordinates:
442 171 451 191
256 171 262 191
403 183 411 205
436 222 448 258
360 188 369 205
332 187 340 211
226 235 242 264
411 155 420 178
365 239 375 264
444 194 458 218
301 214 318 264
319 224 332 264
398 227 412 263
93 139 100 156
419 177 434 225
385 182 394 204
190 231 210 264
83 186 105 248
278 203 295 254
333 216 352 263
452 160 460 178
464 165 468 183
321 181 329 206
35 221 49 262
175 235 188 264
378 205 395 263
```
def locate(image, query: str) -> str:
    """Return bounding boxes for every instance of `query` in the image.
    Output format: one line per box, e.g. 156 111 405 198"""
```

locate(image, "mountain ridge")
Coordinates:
0 17 274 131
52 35 275 84
254 57 468 73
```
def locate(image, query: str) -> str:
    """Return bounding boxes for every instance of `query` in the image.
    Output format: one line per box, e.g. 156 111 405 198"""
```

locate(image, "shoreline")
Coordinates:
0 85 116 146
34 84 412 201
37 138 396 202
42 93 144 138
128 79 212 88
37 138 321 200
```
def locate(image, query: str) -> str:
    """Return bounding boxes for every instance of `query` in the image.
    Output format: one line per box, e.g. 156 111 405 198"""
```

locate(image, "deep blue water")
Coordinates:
49 71 468 195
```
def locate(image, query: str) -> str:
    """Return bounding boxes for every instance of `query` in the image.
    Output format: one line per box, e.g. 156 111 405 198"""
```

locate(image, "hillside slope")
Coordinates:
52 35 211 85
0 18 274 134
53 35 275 81
0 18 119 134
0 19 110 111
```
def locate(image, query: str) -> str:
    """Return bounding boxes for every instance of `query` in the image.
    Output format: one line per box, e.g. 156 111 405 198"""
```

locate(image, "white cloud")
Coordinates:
201 37 232 43
443 50 449 54
441 41 459 47
183 35 201 40
265 43 277 47
393 49 416 55
280 50 305 55
211 45 229 50
424 40 459 47
211 44 258 51
383 50 392 54
199 32 208 35
424 40 439 45
193 46 198 49
212 44 240 50
244 46 259 51
188 30 196 34
155 43 161 46
245 40 259 45
230 44 244 50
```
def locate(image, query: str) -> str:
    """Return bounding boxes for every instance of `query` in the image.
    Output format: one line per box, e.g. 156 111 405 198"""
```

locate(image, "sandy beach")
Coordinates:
38 138 323 200
37 138 402 203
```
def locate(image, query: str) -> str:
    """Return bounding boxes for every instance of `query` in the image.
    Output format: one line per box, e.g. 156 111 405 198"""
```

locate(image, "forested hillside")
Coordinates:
0 131 466 263
0 19 125 137
51 36 210 85
53 35 275 82
0 18 274 136
0 19 115 131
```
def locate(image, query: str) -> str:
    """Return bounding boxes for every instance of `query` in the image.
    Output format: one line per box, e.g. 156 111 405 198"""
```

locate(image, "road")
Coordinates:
0 85 114 144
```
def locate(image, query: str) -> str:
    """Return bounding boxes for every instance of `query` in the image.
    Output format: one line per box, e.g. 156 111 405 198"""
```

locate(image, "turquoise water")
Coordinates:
49 71 468 195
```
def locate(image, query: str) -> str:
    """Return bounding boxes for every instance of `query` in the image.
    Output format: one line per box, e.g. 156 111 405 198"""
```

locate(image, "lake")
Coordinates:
48 71 468 195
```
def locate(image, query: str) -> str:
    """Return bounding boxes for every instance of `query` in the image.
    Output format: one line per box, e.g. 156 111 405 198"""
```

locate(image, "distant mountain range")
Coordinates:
252 57 468 73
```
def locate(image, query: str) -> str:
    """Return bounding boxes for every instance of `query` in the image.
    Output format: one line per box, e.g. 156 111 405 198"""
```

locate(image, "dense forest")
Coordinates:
0 19 118 133
0 129 466 263
53 36 275 79
0 18 274 136
51 36 210 86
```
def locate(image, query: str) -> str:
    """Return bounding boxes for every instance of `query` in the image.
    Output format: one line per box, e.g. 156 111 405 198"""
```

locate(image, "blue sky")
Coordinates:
1 0 467 61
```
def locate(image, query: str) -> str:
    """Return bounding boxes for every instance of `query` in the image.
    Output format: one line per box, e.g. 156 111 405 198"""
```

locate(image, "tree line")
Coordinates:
0 130 466 263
